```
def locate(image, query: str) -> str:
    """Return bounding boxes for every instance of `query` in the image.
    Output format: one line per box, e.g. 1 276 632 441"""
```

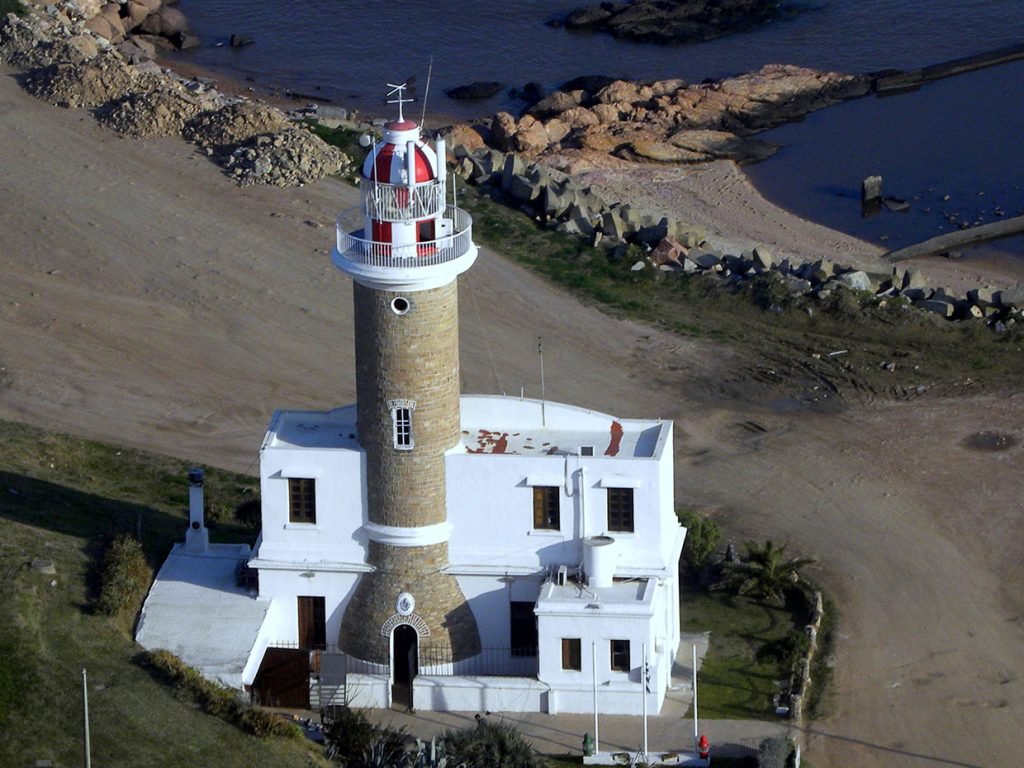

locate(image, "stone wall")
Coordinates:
353 281 460 529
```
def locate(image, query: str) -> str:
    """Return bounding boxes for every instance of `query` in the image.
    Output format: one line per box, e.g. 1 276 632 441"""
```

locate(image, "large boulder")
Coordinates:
489 111 518 153
531 89 586 119
996 283 1024 308
140 5 189 37
84 11 124 44
445 81 503 100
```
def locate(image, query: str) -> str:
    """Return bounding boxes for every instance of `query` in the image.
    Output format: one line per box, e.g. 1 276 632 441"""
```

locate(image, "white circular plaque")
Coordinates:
396 592 415 616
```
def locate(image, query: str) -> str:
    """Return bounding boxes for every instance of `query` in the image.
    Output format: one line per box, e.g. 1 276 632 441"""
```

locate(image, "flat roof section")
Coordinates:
459 396 667 458
536 577 656 617
265 405 359 450
135 543 269 688
263 397 669 458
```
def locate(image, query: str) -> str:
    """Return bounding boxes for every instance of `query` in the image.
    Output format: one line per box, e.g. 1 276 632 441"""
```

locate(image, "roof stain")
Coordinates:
605 420 623 457
468 429 510 454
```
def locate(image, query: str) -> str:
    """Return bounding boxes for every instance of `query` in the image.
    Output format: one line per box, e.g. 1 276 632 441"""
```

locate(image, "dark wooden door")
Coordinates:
252 648 309 708
298 596 326 650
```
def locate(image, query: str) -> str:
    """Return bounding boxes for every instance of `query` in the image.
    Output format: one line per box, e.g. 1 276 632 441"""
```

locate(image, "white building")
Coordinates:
138 89 686 716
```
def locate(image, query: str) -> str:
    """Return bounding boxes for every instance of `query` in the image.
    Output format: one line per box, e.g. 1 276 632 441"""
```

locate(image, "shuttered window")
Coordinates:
288 478 316 524
532 486 560 529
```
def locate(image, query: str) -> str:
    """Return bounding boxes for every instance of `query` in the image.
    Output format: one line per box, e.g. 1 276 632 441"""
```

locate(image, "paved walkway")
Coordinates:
365 707 788 761
355 635 789 761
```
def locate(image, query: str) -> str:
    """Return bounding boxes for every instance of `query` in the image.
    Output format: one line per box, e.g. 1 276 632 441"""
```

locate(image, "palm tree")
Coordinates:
714 539 814 604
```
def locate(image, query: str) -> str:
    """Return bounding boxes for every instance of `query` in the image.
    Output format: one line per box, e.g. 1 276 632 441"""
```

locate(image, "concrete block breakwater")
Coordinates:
449 142 1024 330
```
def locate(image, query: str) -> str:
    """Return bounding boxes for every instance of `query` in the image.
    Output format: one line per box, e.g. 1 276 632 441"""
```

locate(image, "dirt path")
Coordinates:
1 67 1022 767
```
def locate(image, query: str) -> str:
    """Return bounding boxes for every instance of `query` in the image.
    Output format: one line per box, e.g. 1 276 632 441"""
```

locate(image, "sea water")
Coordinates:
170 0 1024 259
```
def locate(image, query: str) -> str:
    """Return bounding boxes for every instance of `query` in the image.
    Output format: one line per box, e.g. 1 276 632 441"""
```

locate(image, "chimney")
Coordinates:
184 467 209 553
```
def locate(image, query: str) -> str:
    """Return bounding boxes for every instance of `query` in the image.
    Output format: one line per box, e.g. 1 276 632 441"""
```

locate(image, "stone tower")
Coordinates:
333 88 481 667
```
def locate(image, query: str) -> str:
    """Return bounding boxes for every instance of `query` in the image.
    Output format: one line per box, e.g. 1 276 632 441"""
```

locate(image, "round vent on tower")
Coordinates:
391 297 411 315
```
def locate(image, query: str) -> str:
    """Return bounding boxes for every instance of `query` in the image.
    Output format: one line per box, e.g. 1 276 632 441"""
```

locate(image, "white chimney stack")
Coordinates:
185 467 208 553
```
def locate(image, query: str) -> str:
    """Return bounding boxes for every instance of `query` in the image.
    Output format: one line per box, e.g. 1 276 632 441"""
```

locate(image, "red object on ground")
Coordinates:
698 734 710 759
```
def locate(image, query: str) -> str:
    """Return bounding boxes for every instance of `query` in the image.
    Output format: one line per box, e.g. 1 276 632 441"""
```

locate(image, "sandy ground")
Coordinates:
2 65 1023 767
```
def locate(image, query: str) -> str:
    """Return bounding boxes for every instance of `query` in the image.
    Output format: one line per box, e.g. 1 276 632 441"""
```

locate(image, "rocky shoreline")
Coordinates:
3 1 1021 328
1 3 351 186
482 65 870 167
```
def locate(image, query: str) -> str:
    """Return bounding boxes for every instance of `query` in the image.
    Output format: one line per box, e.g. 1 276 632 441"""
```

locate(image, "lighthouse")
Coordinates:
333 84 482 674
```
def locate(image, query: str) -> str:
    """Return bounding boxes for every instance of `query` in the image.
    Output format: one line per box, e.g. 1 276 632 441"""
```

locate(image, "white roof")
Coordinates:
535 577 656 617
135 543 269 688
265 396 669 458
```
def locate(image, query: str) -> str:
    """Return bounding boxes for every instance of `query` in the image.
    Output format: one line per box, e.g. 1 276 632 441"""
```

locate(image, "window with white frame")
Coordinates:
389 399 415 450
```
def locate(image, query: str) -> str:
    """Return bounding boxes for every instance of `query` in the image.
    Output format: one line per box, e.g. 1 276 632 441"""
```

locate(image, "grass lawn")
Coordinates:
681 583 809 720
0 419 328 768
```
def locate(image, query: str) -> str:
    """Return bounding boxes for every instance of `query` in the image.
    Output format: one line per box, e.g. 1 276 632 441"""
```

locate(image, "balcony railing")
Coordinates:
335 205 474 269
361 179 445 222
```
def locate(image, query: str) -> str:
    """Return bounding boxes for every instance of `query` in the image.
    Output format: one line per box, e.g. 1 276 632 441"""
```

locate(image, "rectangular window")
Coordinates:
393 407 413 450
607 488 634 532
298 596 326 650
561 638 582 671
509 601 538 657
610 639 630 672
288 478 316 524
532 486 560 530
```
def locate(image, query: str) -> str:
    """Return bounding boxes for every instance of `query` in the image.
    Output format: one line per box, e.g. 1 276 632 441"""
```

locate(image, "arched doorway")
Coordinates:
392 624 418 710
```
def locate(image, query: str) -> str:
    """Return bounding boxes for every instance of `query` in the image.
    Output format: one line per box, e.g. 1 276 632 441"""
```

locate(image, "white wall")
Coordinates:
256 441 367 566
446 450 674 576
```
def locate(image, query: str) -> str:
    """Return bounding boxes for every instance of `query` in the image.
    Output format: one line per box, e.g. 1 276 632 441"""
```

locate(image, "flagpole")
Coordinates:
692 643 699 744
82 668 91 768
592 640 600 754
642 643 649 758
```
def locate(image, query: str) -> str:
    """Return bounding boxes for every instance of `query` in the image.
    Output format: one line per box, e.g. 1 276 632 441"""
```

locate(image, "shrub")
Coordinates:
755 629 810 674
0 0 26 16
142 650 300 739
676 508 721 575
323 706 406 765
96 534 152 616
241 707 304 740
757 735 796 768
235 496 262 528
441 719 544 768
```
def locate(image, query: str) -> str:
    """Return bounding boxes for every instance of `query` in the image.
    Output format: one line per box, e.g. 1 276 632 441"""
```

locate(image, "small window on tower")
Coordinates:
393 407 413 450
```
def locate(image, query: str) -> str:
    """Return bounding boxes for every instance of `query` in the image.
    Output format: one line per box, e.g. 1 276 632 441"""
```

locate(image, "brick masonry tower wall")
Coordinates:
339 541 481 663
353 280 460 528
340 278 481 664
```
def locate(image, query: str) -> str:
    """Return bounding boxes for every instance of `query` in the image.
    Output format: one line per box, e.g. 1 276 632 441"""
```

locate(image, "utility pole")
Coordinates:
82 668 91 768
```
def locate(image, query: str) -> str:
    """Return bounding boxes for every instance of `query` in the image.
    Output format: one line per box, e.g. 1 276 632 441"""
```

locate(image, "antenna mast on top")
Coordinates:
386 81 414 122
420 56 434 128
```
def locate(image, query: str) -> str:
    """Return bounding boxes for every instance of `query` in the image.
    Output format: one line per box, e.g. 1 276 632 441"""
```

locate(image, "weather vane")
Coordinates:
386 81 415 122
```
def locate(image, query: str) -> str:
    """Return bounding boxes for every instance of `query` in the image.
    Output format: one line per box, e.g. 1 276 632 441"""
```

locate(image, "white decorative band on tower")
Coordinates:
361 520 454 547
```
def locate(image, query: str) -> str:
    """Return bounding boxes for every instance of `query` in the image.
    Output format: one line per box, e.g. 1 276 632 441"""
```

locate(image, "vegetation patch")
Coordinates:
681 583 808 719
457 183 1024 401
96 533 152 621
0 0 25 16
143 650 303 740
441 718 546 768
0 419 322 768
